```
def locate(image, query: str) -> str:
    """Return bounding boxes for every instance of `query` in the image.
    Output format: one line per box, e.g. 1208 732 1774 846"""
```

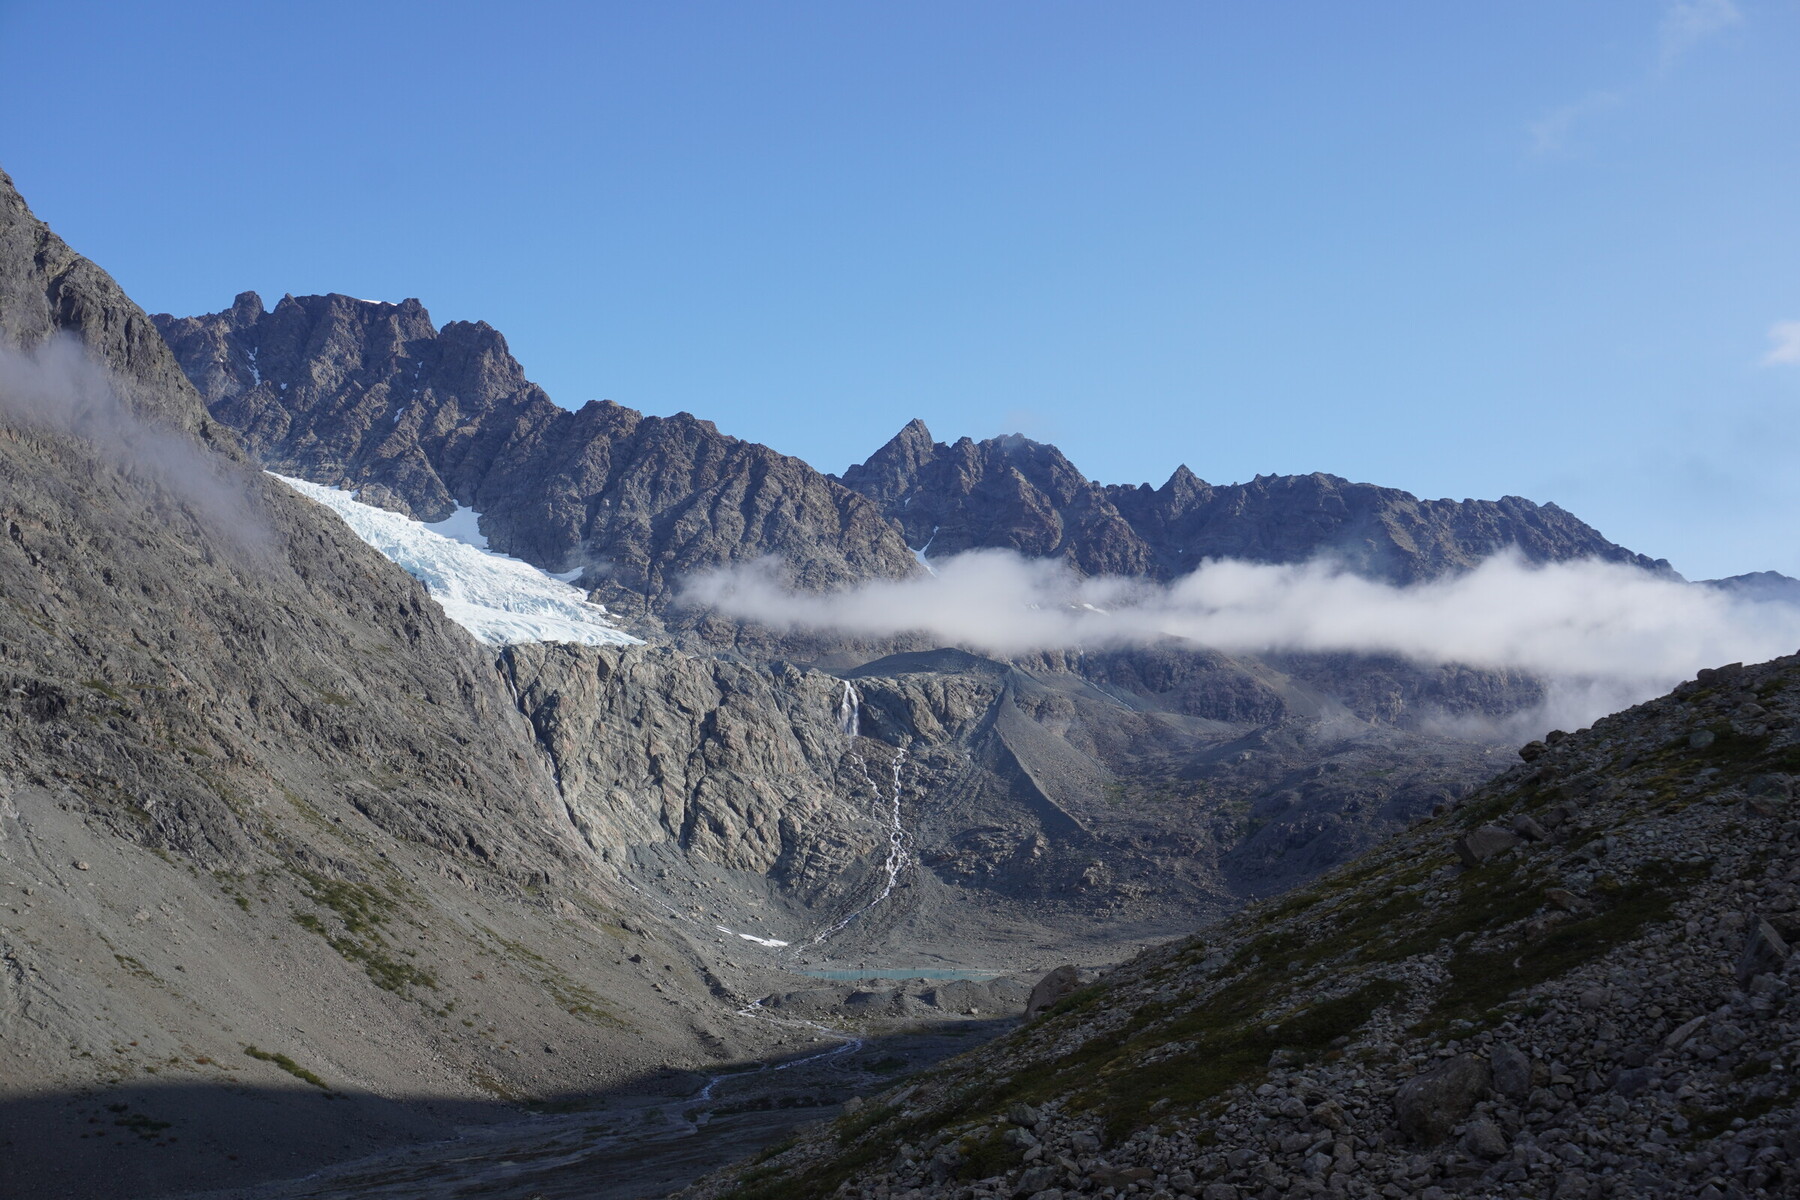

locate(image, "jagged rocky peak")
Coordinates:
839 420 1667 585
837 421 1153 575
0 169 224 439
155 293 920 614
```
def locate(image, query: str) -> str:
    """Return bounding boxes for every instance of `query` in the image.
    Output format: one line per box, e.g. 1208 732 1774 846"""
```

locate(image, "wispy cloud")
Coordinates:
1529 90 1624 157
1658 0 1742 72
0 334 271 553
682 549 1800 732
1761 319 1800 366
1530 0 1741 155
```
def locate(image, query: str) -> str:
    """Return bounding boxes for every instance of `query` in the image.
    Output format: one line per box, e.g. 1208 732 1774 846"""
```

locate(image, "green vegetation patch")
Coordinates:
476 924 626 1028
1075 977 1405 1143
289 870 437 996
81 678 126 701
109 1105 172 1139
1429 860 1704 1029
955 1123 1025 1180
244 1045 330 1090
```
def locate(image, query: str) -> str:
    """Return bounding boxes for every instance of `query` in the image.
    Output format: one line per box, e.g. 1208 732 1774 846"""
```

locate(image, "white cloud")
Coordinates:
0 335 271 553
1530 0 1741 154
1658 0 1742 71
681 549 1800 732
1761 319 1800 366
1529 91 1623 157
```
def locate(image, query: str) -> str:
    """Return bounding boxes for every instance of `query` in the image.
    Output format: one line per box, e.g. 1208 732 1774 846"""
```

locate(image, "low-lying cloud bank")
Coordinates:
682 550 1800 734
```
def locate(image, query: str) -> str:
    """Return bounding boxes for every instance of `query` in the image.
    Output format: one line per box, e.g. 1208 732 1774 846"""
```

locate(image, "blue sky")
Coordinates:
2 1 1797 580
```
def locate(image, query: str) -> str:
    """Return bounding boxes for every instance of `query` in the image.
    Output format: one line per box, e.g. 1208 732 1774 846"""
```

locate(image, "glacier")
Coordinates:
272 474 640 647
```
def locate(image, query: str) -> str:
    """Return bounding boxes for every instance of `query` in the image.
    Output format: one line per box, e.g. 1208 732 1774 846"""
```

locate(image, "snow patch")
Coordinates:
272 473 640 647
715 925 790 949
424 503 488 550
910 525 940 576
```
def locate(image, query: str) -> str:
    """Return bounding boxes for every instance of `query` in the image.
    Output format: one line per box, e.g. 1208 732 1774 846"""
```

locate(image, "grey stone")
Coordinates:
1454 825 1520 867
1462 1117 1509 1159
1490 1043 1533 1101
1394 1053 1492 1143
1511 814 1550 842
1736 918 1791 987
1026 965 1082 1018
1745 774 1793 801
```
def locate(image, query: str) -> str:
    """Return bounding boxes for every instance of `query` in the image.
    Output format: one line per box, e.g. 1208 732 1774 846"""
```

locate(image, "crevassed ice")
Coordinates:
272 473 639 648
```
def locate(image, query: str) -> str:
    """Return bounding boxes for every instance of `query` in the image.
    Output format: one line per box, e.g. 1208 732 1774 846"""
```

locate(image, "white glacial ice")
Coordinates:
422 503 489 550
272 473 640 648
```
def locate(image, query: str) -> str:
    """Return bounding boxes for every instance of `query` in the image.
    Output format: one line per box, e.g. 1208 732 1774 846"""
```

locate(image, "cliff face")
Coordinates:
840 420 1669 585
154 293 921 615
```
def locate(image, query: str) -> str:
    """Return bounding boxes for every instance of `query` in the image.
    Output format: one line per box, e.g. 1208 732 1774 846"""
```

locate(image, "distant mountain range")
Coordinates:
154 293 1671 621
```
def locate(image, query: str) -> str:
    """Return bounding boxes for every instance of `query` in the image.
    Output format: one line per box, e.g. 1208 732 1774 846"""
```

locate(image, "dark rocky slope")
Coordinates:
690 656 1800 1199
839 419 1669 584
153 293 919 617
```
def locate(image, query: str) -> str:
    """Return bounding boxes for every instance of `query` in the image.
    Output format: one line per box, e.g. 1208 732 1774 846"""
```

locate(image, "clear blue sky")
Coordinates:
3 1 1797 580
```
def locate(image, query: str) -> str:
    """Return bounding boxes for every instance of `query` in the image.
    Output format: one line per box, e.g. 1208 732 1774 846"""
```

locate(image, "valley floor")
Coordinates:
3 1015 1014 1200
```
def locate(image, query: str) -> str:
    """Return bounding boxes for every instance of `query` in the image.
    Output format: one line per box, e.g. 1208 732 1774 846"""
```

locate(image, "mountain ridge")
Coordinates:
152 292 921 619
838 418 1672 585
156 294 1671 624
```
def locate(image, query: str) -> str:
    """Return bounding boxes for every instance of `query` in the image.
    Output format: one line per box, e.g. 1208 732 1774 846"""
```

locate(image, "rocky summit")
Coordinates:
836 419 1668 585
688 656 1800 1200
152 292 919 619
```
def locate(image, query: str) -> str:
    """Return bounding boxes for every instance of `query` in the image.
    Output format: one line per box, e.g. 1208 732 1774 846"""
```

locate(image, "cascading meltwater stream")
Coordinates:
805 692 911 947
837 679 861 737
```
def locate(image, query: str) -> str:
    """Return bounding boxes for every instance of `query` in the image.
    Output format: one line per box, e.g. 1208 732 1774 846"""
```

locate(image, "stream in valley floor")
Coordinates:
198 1017 1010 1200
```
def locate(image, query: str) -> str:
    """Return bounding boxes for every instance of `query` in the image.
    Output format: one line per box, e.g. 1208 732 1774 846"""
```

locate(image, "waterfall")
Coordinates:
806 744 910 946
837 680 861 737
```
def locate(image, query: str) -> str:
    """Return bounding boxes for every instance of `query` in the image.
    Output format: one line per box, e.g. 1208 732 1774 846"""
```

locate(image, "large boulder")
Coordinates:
1395 1053 1492 1143
1026 964 1083 1018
